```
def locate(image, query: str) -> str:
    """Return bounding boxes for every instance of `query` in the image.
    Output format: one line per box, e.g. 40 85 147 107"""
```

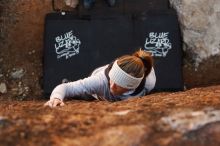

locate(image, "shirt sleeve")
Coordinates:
50 74 106 101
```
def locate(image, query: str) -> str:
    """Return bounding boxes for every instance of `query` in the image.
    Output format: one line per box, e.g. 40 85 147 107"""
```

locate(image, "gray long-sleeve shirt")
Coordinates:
50 64 156 102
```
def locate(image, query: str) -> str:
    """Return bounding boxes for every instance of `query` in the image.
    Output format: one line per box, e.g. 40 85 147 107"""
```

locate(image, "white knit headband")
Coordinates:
109 60 144 89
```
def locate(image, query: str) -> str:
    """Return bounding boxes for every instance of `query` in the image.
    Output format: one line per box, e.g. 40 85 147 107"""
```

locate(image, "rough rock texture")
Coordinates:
169 0 220 88
0 0 52 99
170 0 220 65
0 85 220 146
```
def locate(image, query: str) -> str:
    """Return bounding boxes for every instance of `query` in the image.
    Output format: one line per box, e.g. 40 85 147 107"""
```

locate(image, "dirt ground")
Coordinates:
1 85 220 146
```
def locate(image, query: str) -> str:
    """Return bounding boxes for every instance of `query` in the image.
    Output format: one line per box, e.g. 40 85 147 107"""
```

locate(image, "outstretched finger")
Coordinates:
60 102 65 106
51 100 58 107
44 101 51 107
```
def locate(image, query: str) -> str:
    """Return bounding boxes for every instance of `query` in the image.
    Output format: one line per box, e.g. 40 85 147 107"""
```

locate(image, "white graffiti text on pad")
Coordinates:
144 32 172 57
54 30 81 59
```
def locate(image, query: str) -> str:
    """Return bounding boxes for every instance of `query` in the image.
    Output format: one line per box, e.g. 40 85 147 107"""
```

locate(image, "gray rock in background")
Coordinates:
169 0 220 67
0 68 3 78
10 68 25 79
0 83 7 94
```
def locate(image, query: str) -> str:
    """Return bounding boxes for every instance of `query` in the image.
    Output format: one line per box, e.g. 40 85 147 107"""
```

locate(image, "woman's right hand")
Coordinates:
44 98 65 108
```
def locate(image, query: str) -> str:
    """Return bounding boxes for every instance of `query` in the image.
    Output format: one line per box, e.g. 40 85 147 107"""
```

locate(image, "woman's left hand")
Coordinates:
44 98 65 108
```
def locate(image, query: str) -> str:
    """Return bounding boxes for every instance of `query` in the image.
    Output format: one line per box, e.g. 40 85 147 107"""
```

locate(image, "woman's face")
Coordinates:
109 80 130 96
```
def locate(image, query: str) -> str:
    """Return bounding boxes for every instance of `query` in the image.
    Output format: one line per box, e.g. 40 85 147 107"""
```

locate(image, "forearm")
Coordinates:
49 73 106 101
